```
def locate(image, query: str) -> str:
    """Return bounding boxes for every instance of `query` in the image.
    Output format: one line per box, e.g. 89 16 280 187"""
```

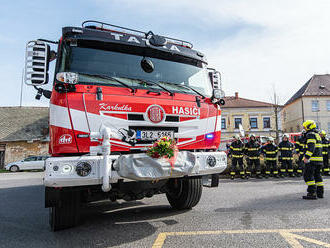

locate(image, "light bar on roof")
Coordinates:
82 20 193 49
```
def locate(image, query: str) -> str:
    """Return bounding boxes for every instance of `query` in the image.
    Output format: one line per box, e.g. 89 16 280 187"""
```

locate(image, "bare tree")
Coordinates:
270 85 281 144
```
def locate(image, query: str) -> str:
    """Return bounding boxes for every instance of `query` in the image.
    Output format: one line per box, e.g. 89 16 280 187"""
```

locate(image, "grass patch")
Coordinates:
0 169 8 173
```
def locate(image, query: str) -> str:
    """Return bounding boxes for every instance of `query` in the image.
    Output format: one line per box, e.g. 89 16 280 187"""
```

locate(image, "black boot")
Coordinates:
256 173 262 179
302 192 317 200
317 186 324 199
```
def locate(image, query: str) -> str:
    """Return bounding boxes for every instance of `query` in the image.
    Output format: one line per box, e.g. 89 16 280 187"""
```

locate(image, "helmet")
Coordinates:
320 130 326 136
303 120 316 131
282 134 289 140
250 133 256 138
268 137 274 142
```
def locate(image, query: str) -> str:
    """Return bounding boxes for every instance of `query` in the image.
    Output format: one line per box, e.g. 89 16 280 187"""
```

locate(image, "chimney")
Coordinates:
235 92 238 99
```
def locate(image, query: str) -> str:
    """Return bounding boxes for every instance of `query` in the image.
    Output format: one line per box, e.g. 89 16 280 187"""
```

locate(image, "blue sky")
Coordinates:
1 0 330 106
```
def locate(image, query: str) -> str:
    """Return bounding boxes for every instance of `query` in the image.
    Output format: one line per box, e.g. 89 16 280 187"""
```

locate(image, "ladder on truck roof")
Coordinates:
82 20 193 49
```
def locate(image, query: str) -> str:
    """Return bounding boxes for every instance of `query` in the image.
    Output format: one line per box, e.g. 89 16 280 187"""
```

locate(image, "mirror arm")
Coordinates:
37 39 58 44
33 86 52 100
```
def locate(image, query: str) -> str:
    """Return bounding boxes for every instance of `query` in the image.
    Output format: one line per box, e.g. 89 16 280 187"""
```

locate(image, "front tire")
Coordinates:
49 190 81 231
166 177 202 210
9 165 19 172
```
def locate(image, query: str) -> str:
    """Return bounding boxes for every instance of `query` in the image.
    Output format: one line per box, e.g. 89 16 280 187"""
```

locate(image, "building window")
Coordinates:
263 117 271 129
312 100 319 112
234 118 242 129
328 122 330 134
316 122 321 129
290 127 293 132
327 101 330 111
221 118 226 129
297 125 300 132
250 117 258 129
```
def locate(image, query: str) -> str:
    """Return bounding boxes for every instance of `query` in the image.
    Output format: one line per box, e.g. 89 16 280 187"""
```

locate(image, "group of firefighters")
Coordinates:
228 120 329 199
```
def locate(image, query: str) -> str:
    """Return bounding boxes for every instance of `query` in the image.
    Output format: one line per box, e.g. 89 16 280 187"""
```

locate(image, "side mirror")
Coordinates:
25 40 50 85
209 70 221 89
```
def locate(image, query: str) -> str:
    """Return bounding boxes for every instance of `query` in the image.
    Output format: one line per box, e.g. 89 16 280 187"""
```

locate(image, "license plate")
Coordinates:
136 130 174 140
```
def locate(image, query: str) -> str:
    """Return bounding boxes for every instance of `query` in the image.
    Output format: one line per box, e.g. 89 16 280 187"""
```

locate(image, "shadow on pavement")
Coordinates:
0 185 186 248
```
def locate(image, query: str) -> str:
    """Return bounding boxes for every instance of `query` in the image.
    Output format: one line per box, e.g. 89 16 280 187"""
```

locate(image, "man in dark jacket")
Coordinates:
320 130 329 176
245 134 262 179
301 120 324 200
278 134 295 177
229 135 245 179
262 137 279 178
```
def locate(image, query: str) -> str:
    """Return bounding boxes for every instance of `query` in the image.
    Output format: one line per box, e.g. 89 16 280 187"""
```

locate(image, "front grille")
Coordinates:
165 116 179 122
128 114 144 121
129 126 178 132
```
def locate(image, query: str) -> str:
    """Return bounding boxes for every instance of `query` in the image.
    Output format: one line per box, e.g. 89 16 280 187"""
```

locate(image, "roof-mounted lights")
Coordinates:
81 20 193 49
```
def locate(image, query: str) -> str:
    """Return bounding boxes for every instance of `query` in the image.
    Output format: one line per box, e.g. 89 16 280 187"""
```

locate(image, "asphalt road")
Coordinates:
0 172 330 248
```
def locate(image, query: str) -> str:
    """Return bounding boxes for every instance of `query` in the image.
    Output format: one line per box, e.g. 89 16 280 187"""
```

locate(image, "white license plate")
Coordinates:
137 130 174 140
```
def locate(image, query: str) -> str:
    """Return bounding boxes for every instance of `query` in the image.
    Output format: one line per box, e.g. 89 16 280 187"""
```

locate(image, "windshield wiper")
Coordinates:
160 81 206 99
136 79 174 96
79 73 136 93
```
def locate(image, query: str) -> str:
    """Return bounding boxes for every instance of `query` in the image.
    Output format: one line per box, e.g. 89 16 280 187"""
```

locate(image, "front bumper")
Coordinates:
44 151 227 187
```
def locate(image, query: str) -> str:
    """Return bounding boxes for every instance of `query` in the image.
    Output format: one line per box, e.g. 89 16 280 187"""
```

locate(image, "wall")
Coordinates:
281 98 304 133
282 96 330 134
3 141 49 167
221 106 277 141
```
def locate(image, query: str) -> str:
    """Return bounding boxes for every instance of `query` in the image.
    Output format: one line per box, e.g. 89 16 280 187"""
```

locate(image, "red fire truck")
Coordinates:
24 21 227 231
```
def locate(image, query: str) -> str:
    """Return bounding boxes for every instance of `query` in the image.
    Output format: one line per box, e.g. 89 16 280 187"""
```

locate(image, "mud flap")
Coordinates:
202 174 219 187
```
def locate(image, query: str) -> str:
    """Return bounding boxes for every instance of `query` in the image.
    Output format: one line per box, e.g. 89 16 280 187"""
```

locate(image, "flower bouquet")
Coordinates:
147 136 178 168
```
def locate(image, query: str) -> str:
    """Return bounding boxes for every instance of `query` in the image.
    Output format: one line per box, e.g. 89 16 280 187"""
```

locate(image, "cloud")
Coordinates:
2 0 330 106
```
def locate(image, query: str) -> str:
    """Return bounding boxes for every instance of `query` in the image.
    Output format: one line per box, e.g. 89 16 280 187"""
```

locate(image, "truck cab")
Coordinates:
25 21 227 231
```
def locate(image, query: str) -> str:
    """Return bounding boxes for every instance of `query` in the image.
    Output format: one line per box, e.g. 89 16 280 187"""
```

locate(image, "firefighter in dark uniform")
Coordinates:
262 137 279 178
320 130 330 176
302 120 324 200
278 134 295 177
245 134 262 179
229 134 245 179
295 131 306 177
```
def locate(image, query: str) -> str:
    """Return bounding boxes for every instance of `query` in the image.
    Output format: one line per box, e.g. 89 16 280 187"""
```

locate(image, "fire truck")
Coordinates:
24 21 227 231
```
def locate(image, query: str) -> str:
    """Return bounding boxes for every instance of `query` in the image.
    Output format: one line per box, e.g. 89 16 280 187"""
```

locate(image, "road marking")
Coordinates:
152 228 330 248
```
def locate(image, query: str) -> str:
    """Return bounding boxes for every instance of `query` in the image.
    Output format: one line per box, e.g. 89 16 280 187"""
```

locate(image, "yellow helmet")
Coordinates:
320 130 326 136
302 120 316 130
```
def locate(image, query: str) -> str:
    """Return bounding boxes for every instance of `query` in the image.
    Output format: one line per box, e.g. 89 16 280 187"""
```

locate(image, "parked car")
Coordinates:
5 155 49 172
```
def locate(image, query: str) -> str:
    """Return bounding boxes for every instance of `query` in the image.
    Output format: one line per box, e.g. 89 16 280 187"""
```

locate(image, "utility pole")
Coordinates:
19 68 24 107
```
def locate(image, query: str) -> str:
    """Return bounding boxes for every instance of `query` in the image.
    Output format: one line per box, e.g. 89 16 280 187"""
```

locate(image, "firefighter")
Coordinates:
320 130 330 176
278 134 295 177
245 134 262 179
295 131 306 177
229 134 245 179
262 137 279 178
301 120 324 200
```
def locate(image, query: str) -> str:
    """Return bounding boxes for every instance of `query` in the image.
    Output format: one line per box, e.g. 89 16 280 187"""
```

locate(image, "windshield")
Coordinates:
59 45 213 97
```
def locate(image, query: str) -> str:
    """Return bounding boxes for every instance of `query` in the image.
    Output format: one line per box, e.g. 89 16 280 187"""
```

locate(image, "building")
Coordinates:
282 74 330 134
221 92 280 142
0 107 49 168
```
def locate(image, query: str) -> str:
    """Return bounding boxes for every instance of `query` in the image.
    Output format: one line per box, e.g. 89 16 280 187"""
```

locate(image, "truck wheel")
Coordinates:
9 165 19 172
166 177 202 210
49 191 80 231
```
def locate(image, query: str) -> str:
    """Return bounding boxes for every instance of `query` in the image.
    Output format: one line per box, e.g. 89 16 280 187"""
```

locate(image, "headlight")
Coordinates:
61 164 73 174
76 162 92 177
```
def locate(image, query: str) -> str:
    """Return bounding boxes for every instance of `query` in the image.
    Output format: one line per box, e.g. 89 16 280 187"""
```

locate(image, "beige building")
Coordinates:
282 74 330 134
221 92 280 142
0 107 49 168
